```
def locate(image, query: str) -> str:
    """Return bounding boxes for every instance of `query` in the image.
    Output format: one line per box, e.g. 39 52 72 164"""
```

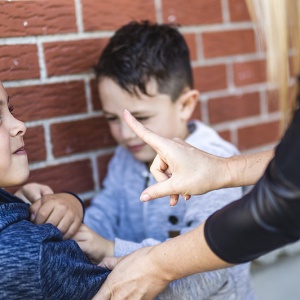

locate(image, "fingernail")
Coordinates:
30 214 35 222
184 195 191 201
140 194 151 202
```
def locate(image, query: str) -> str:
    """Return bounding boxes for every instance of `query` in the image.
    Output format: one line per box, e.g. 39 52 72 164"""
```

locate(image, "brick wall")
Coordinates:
0 0 280 200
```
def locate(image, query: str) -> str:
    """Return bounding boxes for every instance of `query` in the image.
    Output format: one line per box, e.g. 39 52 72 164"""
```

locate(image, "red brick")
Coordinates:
162 0 222 25
0 1 76 37
0 45 39 81
228 0 250 22
202 29 255 58
90 79 102 111
97 153 114 187
218 130 232 142
208 92 260 124
82 0 156 31
238 121 280 150
44 39 108 76
6 81 87 122
51 117 117 157
24 126 46 163
193 65 227 92
233 60 267 86
183 33 197 61
28 160 94 194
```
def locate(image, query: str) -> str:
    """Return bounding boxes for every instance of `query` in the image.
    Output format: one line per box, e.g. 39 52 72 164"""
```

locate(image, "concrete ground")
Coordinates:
251 252 300 299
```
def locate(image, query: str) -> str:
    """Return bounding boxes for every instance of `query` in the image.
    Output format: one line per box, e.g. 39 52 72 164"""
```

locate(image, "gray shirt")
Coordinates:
85 120 256 300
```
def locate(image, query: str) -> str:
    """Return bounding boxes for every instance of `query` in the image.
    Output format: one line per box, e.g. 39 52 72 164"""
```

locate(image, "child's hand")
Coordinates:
72 224 115 264
15 182 54 204
30 193 84 240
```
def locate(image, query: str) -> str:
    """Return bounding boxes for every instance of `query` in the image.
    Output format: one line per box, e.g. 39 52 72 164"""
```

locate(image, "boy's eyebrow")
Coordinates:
102 109 150 116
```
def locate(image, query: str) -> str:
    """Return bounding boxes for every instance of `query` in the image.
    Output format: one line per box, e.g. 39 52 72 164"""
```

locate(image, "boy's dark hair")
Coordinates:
94 21 193 101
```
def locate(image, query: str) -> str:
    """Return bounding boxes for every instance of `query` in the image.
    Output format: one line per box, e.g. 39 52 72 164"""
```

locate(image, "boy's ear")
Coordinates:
178 89 199 120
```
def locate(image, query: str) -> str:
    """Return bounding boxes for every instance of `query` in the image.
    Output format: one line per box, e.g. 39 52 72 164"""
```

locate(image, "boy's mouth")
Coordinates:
127 143 145 152
13 145 27 155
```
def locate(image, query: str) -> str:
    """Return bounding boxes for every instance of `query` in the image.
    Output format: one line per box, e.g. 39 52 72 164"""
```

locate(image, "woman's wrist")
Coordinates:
224 150 274 188
215 156 235 189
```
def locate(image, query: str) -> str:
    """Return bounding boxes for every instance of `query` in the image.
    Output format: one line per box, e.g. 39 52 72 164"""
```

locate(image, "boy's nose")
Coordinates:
11 116 27 137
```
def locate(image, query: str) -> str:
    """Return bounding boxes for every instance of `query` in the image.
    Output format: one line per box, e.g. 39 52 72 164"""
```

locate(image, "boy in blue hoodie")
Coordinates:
0 81 109 299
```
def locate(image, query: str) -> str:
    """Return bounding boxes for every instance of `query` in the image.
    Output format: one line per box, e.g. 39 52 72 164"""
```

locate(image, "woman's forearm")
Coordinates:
149 222 233 282
225 149 274 188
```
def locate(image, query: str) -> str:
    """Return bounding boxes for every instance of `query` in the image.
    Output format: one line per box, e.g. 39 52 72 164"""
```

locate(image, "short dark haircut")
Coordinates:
94 21 193 101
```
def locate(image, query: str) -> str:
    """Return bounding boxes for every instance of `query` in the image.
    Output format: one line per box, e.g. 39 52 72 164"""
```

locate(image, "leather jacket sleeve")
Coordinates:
204 105 300 264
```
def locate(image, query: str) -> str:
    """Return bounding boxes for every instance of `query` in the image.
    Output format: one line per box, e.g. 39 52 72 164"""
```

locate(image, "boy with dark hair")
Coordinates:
81 21 256 299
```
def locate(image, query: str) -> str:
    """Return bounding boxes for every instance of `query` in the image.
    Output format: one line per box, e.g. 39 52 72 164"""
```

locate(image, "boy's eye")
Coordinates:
135 116 149 122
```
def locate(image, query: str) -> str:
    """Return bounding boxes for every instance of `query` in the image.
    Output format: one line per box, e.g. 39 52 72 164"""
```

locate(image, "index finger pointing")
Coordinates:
123 109 167 154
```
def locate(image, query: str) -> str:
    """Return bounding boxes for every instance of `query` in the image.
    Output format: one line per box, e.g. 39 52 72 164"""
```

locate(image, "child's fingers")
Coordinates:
39 184 54 196
60 217 82 240
72 226 90 243
15 183 54 203
47 208 75 234
34 202 57 226
29 200 42 222
98 256 121 270
26 184 53 200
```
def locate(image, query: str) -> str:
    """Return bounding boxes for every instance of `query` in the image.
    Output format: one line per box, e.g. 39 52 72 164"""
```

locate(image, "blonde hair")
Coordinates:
246 0 300 126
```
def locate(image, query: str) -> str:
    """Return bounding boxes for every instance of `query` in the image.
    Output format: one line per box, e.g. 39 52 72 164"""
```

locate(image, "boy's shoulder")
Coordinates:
187 120 239 158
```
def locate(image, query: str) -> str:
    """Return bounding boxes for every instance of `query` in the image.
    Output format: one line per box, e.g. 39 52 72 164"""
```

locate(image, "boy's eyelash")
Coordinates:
136 116 149 120
105 116 150 121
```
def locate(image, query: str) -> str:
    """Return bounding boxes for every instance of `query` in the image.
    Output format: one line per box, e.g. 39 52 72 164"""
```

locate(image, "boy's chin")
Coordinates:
12 170 30 187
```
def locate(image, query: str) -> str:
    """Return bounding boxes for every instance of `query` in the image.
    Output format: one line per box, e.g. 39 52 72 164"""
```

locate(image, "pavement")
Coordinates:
251 251 300 299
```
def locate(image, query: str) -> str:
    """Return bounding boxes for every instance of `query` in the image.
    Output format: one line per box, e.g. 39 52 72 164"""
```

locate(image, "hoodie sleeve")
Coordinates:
39 226 110 300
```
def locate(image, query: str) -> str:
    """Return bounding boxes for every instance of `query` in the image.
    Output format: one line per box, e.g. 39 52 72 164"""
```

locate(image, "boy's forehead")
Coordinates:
98 76 162 98
98 77 173 107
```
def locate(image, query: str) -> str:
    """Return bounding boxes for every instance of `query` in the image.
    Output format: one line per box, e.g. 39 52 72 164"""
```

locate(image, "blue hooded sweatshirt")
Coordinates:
0 188 109 299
